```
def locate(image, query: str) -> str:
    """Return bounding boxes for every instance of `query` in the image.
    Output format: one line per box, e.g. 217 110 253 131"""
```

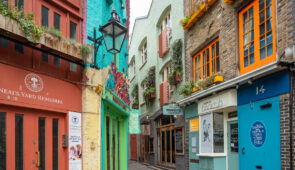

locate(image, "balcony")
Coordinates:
158 27 171 58
160 81 169 106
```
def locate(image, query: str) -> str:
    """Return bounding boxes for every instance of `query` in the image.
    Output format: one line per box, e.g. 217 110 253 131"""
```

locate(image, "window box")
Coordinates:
213 75 223 83
192 86 201 93
182 0 217 30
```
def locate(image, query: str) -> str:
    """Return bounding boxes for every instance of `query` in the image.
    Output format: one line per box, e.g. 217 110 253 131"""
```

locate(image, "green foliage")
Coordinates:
44 26 63 39
143 87 155 106
180 15 192 26
80 44 91 61
131 85 139 109
145 66 156 89
180 80 195 96
0 2 44 42
168 71 176 85
169 39 183 85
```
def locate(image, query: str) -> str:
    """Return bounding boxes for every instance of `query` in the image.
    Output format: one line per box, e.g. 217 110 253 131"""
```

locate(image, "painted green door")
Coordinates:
227 120 238 170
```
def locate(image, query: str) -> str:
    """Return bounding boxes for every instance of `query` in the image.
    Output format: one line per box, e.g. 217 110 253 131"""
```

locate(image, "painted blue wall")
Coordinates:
87 0 128 74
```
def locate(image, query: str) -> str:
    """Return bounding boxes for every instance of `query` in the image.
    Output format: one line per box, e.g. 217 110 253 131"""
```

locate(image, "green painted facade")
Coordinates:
129 0 185 117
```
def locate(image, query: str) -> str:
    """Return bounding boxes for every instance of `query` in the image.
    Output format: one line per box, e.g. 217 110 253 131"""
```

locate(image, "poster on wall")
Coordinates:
69 112 82 170
129 109 141 134
190 118 199 132
200 113 213 153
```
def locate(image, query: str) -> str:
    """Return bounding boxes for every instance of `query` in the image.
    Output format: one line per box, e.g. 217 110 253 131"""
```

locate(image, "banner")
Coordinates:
129 109 141 134
163 105 183 115
69 112 82 170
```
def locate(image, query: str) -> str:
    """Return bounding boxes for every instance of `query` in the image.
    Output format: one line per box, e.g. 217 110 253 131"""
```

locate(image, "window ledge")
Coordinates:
197 153 226 157
139 61 147 70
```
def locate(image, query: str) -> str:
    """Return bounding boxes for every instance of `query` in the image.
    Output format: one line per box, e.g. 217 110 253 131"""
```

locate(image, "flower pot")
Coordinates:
192 86 200 93
213 76 223 83
149 92 156 99
175 72 183 82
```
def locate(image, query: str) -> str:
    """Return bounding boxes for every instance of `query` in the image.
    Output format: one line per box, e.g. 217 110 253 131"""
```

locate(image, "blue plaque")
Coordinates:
250 121 266 147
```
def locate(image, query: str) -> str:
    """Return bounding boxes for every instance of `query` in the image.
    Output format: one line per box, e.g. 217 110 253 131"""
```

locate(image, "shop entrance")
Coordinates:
0 106 66 170
227 120 238 170
156 116 176 169
238 96 281 170
141 134 150 163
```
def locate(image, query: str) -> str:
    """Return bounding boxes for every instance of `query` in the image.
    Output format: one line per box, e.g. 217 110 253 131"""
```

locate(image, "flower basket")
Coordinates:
175 72 183 82
213 76 223 83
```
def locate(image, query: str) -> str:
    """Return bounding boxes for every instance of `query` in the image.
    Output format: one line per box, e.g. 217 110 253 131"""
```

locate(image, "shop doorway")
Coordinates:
227 120 238 170
0 107 66 170
238 96 281 170
140 135 150 163
156 116 176 169
130 134 137 160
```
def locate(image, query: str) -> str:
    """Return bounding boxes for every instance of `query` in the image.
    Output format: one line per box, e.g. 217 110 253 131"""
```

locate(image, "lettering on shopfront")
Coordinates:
0 87 63 104
201 99 223 112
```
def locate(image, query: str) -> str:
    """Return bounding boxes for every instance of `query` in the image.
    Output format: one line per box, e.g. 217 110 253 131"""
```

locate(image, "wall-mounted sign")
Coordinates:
190 118 199 132
69 112 82 170
238 71 289 105
198 89 237 114
250 121 266 147
141 124 150 135
163 105 183 115
129 110 141 134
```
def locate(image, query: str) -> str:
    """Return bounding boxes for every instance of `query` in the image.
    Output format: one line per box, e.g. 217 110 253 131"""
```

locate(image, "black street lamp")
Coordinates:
88 9 128 68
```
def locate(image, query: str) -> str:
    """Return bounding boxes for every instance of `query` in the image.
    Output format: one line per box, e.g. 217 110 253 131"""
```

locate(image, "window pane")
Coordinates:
260 23 265 35
54 13 60 30
198 55 201 67
243 35 248 45
42 52 49 63
250 42 254 53
213 112 224 153
266 6 272 19
267 44 273 57
244 57 248 67
266 19 272 31
216 57 220 72
53 119 59 170
38 118 46 170
54 57 60 67
250 53 254 64
259 12 265 23
70 63 77 72
207 64 210 77
0 113 6 170
244 45 249 57
15 114 23 170
42 6 49 27
206 49 209 62
249 7 253 18
260 36 265 48
243 12 248 23
15 0 24 10
266 0 271 6
249 30 254 42
216 41 219 56
70 22 77 40
243 23 248 34
212 45 215 59
15 43 24 54
260 47 266 59
259 0 265 11
249 19 254 30
0 37 9 48
266 31 272 44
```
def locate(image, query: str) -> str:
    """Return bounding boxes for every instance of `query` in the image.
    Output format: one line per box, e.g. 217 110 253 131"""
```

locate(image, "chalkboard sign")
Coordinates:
176 129 183 154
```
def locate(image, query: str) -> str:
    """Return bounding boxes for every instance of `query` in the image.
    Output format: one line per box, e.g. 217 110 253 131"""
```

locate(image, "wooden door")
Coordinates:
130 134 137 160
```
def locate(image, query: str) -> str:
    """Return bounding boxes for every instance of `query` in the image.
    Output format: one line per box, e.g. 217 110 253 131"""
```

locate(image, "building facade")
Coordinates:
180 0 295 169
128 0 186 169
0 0 85 169
83 0 130 170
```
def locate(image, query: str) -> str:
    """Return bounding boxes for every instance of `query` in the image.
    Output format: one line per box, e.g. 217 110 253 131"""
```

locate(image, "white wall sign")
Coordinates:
69 112 82 170
198 89 237 114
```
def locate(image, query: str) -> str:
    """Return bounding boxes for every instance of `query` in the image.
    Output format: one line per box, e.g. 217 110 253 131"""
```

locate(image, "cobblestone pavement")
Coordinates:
128 160 154 170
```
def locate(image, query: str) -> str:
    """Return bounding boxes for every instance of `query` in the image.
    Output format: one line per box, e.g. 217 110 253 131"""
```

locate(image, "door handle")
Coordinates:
36 151 40 167
242 147 245 155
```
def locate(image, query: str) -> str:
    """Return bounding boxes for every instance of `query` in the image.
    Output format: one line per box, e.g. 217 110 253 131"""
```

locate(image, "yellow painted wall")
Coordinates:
82 67 110 170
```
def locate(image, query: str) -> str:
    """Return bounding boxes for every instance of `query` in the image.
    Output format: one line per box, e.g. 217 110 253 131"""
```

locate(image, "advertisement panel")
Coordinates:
69 112 82 170
129 109 141 134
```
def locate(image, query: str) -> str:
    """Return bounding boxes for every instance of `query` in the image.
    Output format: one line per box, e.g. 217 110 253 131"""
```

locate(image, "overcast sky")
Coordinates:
129 0 152 37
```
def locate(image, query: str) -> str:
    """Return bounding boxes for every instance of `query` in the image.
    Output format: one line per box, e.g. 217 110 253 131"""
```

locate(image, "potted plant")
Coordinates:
132 99 139 109
148 88 156 99
180 80 195 96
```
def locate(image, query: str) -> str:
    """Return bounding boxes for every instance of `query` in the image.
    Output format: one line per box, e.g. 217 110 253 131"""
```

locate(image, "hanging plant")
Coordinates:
131 84 139 109
143 66 156 105
170 39 183 85
80 44 91 62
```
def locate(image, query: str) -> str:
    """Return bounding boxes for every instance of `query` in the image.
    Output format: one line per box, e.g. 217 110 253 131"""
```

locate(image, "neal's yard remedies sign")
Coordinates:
129 110 141 134
163 105 183 115
69 112 82 170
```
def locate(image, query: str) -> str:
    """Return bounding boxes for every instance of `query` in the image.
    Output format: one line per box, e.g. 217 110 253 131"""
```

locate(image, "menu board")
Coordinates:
230 123 238 152
176 129 183 153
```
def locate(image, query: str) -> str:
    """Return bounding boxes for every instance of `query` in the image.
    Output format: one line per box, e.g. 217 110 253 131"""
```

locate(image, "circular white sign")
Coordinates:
24 73 44 92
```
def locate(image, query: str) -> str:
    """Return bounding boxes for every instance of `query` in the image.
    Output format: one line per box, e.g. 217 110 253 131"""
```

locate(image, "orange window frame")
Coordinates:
239 0 276 75
193 39 219 83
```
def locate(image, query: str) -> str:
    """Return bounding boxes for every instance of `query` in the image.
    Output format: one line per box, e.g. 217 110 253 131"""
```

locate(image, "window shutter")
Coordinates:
158 32 163 58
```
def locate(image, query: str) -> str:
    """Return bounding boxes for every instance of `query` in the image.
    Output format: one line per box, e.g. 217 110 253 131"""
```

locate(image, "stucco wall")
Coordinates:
129 0 185 117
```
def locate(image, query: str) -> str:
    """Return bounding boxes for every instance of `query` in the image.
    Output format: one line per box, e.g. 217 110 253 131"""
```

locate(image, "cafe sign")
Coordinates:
163 105 183 115
198 89 237 114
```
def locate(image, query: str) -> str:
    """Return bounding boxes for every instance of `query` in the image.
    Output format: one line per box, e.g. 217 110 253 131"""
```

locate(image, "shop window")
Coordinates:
200 112 224 154
193 39 219 83
0 37 9 48
0 113 6 170
42 6 49 27
70 21 77 41
42 52 49 63
70 62 77 72
54 56 60 67
15 114 23 170
239 0 276 74
52 119 59 170
141 42 147 65
54 12 61 30
15 42 24 54
175 128 184 155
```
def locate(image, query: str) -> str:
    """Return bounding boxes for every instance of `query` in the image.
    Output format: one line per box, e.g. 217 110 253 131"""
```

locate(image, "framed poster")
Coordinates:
69 112 82 170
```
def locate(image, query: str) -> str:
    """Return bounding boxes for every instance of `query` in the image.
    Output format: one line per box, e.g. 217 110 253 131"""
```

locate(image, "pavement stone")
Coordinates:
128 160 154 170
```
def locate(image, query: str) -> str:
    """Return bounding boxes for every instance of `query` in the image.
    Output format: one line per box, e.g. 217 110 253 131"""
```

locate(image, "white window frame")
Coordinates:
141 42 147 65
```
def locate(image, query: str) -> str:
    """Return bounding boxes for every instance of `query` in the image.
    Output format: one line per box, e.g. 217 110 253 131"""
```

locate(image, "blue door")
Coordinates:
227 120 238 170
238 96 281 170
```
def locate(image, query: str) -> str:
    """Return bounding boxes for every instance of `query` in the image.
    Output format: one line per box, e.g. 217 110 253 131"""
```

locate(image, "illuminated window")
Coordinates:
239 0 276 74
193 39 219 83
